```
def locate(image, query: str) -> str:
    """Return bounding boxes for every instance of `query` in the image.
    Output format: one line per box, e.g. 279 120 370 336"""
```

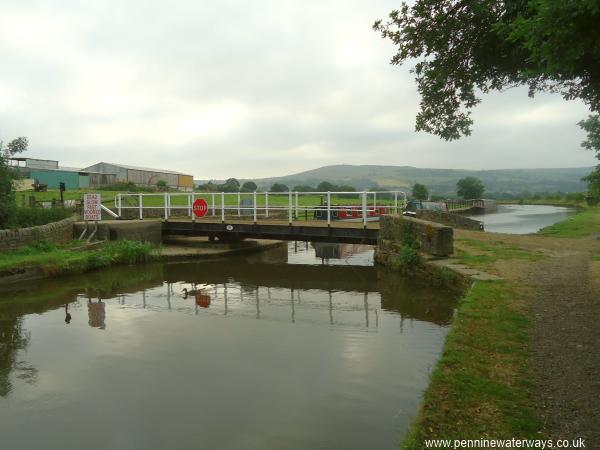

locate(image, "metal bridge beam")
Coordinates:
162 221 378 245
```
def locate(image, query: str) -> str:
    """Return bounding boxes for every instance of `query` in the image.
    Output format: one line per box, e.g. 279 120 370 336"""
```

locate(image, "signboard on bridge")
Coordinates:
193 198 208 218
83 193 102 221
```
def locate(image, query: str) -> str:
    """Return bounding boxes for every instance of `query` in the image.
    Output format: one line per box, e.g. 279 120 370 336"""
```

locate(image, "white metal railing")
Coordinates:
111 191 406 227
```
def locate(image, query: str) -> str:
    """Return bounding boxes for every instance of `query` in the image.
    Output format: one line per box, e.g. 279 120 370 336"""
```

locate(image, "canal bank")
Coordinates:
0 218 278 285
394 206 600 449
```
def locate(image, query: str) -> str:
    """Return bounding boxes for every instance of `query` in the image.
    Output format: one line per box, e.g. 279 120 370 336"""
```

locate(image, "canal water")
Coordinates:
0 243 457 450
466 204 576 234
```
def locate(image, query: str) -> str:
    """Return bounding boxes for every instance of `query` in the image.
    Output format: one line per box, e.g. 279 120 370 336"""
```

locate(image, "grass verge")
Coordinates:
455 239 544 268
539 206 600 238
0 240 160 276
401 280 540 449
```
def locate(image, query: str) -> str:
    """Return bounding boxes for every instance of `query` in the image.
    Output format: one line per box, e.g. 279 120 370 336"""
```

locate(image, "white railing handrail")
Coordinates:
109 190 407 227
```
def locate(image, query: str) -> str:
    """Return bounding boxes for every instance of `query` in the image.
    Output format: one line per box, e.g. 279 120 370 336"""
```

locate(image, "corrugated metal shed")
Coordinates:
83 162 193 190
31 169 81 189
9 157 59 170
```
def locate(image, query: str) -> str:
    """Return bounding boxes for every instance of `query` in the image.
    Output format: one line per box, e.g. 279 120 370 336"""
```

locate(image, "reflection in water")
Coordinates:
64 304 72 324
466 204 575 234
0 317 37 397
0 244 457 450
87 299 106 329
288 241 374 265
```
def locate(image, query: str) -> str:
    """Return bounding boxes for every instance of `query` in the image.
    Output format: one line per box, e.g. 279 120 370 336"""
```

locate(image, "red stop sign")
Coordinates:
193 198 208 217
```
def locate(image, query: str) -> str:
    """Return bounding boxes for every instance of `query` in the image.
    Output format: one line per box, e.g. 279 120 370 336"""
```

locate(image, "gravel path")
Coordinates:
525 254 600 447
454 229 600 446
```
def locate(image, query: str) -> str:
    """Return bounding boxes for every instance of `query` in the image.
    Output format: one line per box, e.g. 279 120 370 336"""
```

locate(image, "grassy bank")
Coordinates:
401 205 600 448
401 281 539 448
0 240 160 277
539 206 600 238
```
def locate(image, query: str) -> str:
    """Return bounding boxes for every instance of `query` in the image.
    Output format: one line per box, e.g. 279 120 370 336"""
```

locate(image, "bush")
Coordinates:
98 182 154 193
8 207 72 229
398 244 420 270
396 221 422 272
108 240 156 264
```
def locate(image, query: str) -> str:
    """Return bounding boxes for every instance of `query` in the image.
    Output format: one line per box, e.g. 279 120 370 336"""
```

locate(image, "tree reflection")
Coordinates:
0 316 37 397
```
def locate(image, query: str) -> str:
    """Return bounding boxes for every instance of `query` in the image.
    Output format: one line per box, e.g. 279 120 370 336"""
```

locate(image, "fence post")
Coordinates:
265 192 269 218
118 193 122 217
211 193 215 216
288 191 292 225
295 191 299 220
253 191 257 224
164 192 168 220
327 191 331 226
191 191 195 222
394 191 398 215
362 191 367 228
373 192 377 212
237 192 241 217
138 193 142 220
221 192 225 223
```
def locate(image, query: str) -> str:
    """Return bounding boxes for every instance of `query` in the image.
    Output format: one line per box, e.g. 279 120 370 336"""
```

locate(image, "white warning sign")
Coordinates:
83 193 102 221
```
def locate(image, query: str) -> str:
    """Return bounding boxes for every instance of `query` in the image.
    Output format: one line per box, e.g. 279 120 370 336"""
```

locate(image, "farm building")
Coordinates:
9 157 59 171
9 158 116 189
83 162 194 191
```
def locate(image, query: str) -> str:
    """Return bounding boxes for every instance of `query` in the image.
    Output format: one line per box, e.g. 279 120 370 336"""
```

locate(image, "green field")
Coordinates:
21 189 404 210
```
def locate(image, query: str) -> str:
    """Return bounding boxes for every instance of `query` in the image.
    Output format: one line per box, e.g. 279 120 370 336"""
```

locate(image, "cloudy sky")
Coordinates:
0 0 596 179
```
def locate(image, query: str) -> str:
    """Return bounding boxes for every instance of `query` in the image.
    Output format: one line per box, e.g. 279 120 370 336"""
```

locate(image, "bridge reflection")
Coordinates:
1 260 457 327
0 257 457 399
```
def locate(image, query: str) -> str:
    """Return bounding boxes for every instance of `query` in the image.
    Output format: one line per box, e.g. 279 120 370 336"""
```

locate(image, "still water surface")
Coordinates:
466 204 575 234
0 243 456 450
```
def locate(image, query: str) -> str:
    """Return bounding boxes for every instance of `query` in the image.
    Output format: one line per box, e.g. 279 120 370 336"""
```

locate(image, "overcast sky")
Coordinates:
0 0 596 179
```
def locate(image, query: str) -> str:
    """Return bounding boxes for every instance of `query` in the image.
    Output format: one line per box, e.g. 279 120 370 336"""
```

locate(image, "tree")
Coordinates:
7 137 29 155
457 177 485 199
241 181 257 192
317 181 335 191
219 178 241 192
269 183 289 192
374 1 600 142
579 115 600 202
225 178 240 190
156 180 168 191
411 183 429 200
0 137 28 228
293 185 315 192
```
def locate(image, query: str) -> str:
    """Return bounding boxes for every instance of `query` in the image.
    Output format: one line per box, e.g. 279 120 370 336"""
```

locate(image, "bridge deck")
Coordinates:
163 218 380 244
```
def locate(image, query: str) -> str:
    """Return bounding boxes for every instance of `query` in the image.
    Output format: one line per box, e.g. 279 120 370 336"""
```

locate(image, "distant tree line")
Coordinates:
270 181 359 193
196 179 359 193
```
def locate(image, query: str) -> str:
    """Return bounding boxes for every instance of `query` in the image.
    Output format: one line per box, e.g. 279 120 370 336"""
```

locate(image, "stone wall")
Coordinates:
377 215 453 257
0 216 76 250
416 210 483 231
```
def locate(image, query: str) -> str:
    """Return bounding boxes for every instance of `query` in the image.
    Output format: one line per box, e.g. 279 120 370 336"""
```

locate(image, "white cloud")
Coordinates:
0 0 596 178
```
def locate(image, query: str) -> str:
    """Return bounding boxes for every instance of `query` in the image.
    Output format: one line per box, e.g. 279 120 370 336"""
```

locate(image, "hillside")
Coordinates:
248 165 593 195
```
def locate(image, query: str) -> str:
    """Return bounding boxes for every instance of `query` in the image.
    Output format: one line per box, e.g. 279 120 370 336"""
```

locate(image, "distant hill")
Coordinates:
248 165 593 195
